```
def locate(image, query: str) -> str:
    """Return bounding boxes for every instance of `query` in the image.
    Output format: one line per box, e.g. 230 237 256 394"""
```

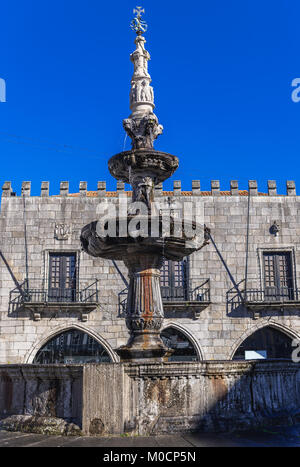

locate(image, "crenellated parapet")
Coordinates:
1 179 298 197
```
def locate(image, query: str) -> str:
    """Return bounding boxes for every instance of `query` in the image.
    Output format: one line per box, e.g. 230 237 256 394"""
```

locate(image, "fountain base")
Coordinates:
116 332 173 362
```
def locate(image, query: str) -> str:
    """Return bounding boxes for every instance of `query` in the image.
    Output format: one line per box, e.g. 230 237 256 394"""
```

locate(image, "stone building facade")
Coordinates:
1 178 300 364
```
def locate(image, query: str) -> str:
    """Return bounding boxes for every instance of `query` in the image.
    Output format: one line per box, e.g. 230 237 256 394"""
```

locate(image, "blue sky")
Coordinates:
0 0 299 195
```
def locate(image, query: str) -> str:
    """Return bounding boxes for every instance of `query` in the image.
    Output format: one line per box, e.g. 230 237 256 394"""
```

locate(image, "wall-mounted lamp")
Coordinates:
269 221 280 237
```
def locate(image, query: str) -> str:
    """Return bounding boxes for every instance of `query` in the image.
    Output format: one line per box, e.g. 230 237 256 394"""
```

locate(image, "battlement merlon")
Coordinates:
0 180 298 198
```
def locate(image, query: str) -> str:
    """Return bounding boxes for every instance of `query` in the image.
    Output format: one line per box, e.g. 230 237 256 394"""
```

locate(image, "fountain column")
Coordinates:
112 7 173 361
118 253 171 361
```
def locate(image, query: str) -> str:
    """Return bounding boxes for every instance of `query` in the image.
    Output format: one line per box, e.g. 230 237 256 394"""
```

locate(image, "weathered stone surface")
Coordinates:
0 365 83 428
126 360 300 434
0 361 299 436
108 150 179 185
0 415 81 435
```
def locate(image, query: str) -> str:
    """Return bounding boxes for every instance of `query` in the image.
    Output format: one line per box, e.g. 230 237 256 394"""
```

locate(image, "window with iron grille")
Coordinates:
160 259 187 300
263 251 294 300
48 253 77 302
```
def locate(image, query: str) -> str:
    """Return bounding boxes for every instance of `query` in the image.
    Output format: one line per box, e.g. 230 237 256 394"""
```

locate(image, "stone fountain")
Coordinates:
80 7 208 362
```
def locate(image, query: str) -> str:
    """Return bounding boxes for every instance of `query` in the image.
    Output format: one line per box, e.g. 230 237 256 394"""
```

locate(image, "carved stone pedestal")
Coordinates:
116 253 173 362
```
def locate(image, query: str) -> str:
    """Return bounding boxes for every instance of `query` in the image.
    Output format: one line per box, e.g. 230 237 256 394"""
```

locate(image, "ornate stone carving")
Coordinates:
130 36 150 79
54 223 70 240
130 175 154 208
108 149 178 185
123 113 163 150
130 80 154 107
127 317 164 332
123 10 163 150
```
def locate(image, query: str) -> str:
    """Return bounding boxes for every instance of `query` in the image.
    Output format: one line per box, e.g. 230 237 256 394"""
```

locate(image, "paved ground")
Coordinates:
0 424 300 447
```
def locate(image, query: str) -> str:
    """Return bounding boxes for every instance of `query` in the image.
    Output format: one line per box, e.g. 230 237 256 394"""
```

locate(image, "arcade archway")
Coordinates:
232 326 293 360
160 326 199 362
33 328 112 364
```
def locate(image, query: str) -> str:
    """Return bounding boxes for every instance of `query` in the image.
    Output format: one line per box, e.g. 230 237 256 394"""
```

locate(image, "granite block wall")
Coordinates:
0 179 300 363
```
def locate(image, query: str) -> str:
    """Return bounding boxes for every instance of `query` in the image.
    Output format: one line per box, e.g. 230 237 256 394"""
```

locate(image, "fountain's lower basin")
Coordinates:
80 216 207 362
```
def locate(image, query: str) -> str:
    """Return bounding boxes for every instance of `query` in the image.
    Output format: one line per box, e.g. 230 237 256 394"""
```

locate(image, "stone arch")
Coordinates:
161 322 203 361
25 323 119 363
229 319 300 360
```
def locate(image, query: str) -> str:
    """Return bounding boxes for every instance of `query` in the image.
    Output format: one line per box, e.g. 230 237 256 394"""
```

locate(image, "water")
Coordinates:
123 132 128 152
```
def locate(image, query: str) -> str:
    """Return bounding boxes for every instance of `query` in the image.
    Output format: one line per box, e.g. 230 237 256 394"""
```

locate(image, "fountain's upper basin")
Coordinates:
80 216 206 261
108 149 179 184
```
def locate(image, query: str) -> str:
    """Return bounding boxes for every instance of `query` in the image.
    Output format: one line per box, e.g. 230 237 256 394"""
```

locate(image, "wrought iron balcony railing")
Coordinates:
227 280 300 314
118 278 210 319
244 287 300 309
9 279 99 317
161 279 210 303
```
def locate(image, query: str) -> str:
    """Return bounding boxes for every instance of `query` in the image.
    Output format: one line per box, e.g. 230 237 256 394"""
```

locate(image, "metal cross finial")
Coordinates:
133 6 144 17
130 6 148 34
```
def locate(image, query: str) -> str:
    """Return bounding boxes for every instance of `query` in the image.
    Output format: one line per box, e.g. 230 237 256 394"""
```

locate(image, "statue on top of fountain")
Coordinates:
130 36 150 80
123 7 163 150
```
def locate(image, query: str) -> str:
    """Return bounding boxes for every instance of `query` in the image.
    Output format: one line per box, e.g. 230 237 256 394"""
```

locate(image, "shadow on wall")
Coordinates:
123 360 300 435
0 365 84 435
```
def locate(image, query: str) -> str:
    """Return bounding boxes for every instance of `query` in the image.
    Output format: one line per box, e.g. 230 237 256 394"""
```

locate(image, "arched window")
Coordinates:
233 327 293 360
160 327 198 362
33 329 111 364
